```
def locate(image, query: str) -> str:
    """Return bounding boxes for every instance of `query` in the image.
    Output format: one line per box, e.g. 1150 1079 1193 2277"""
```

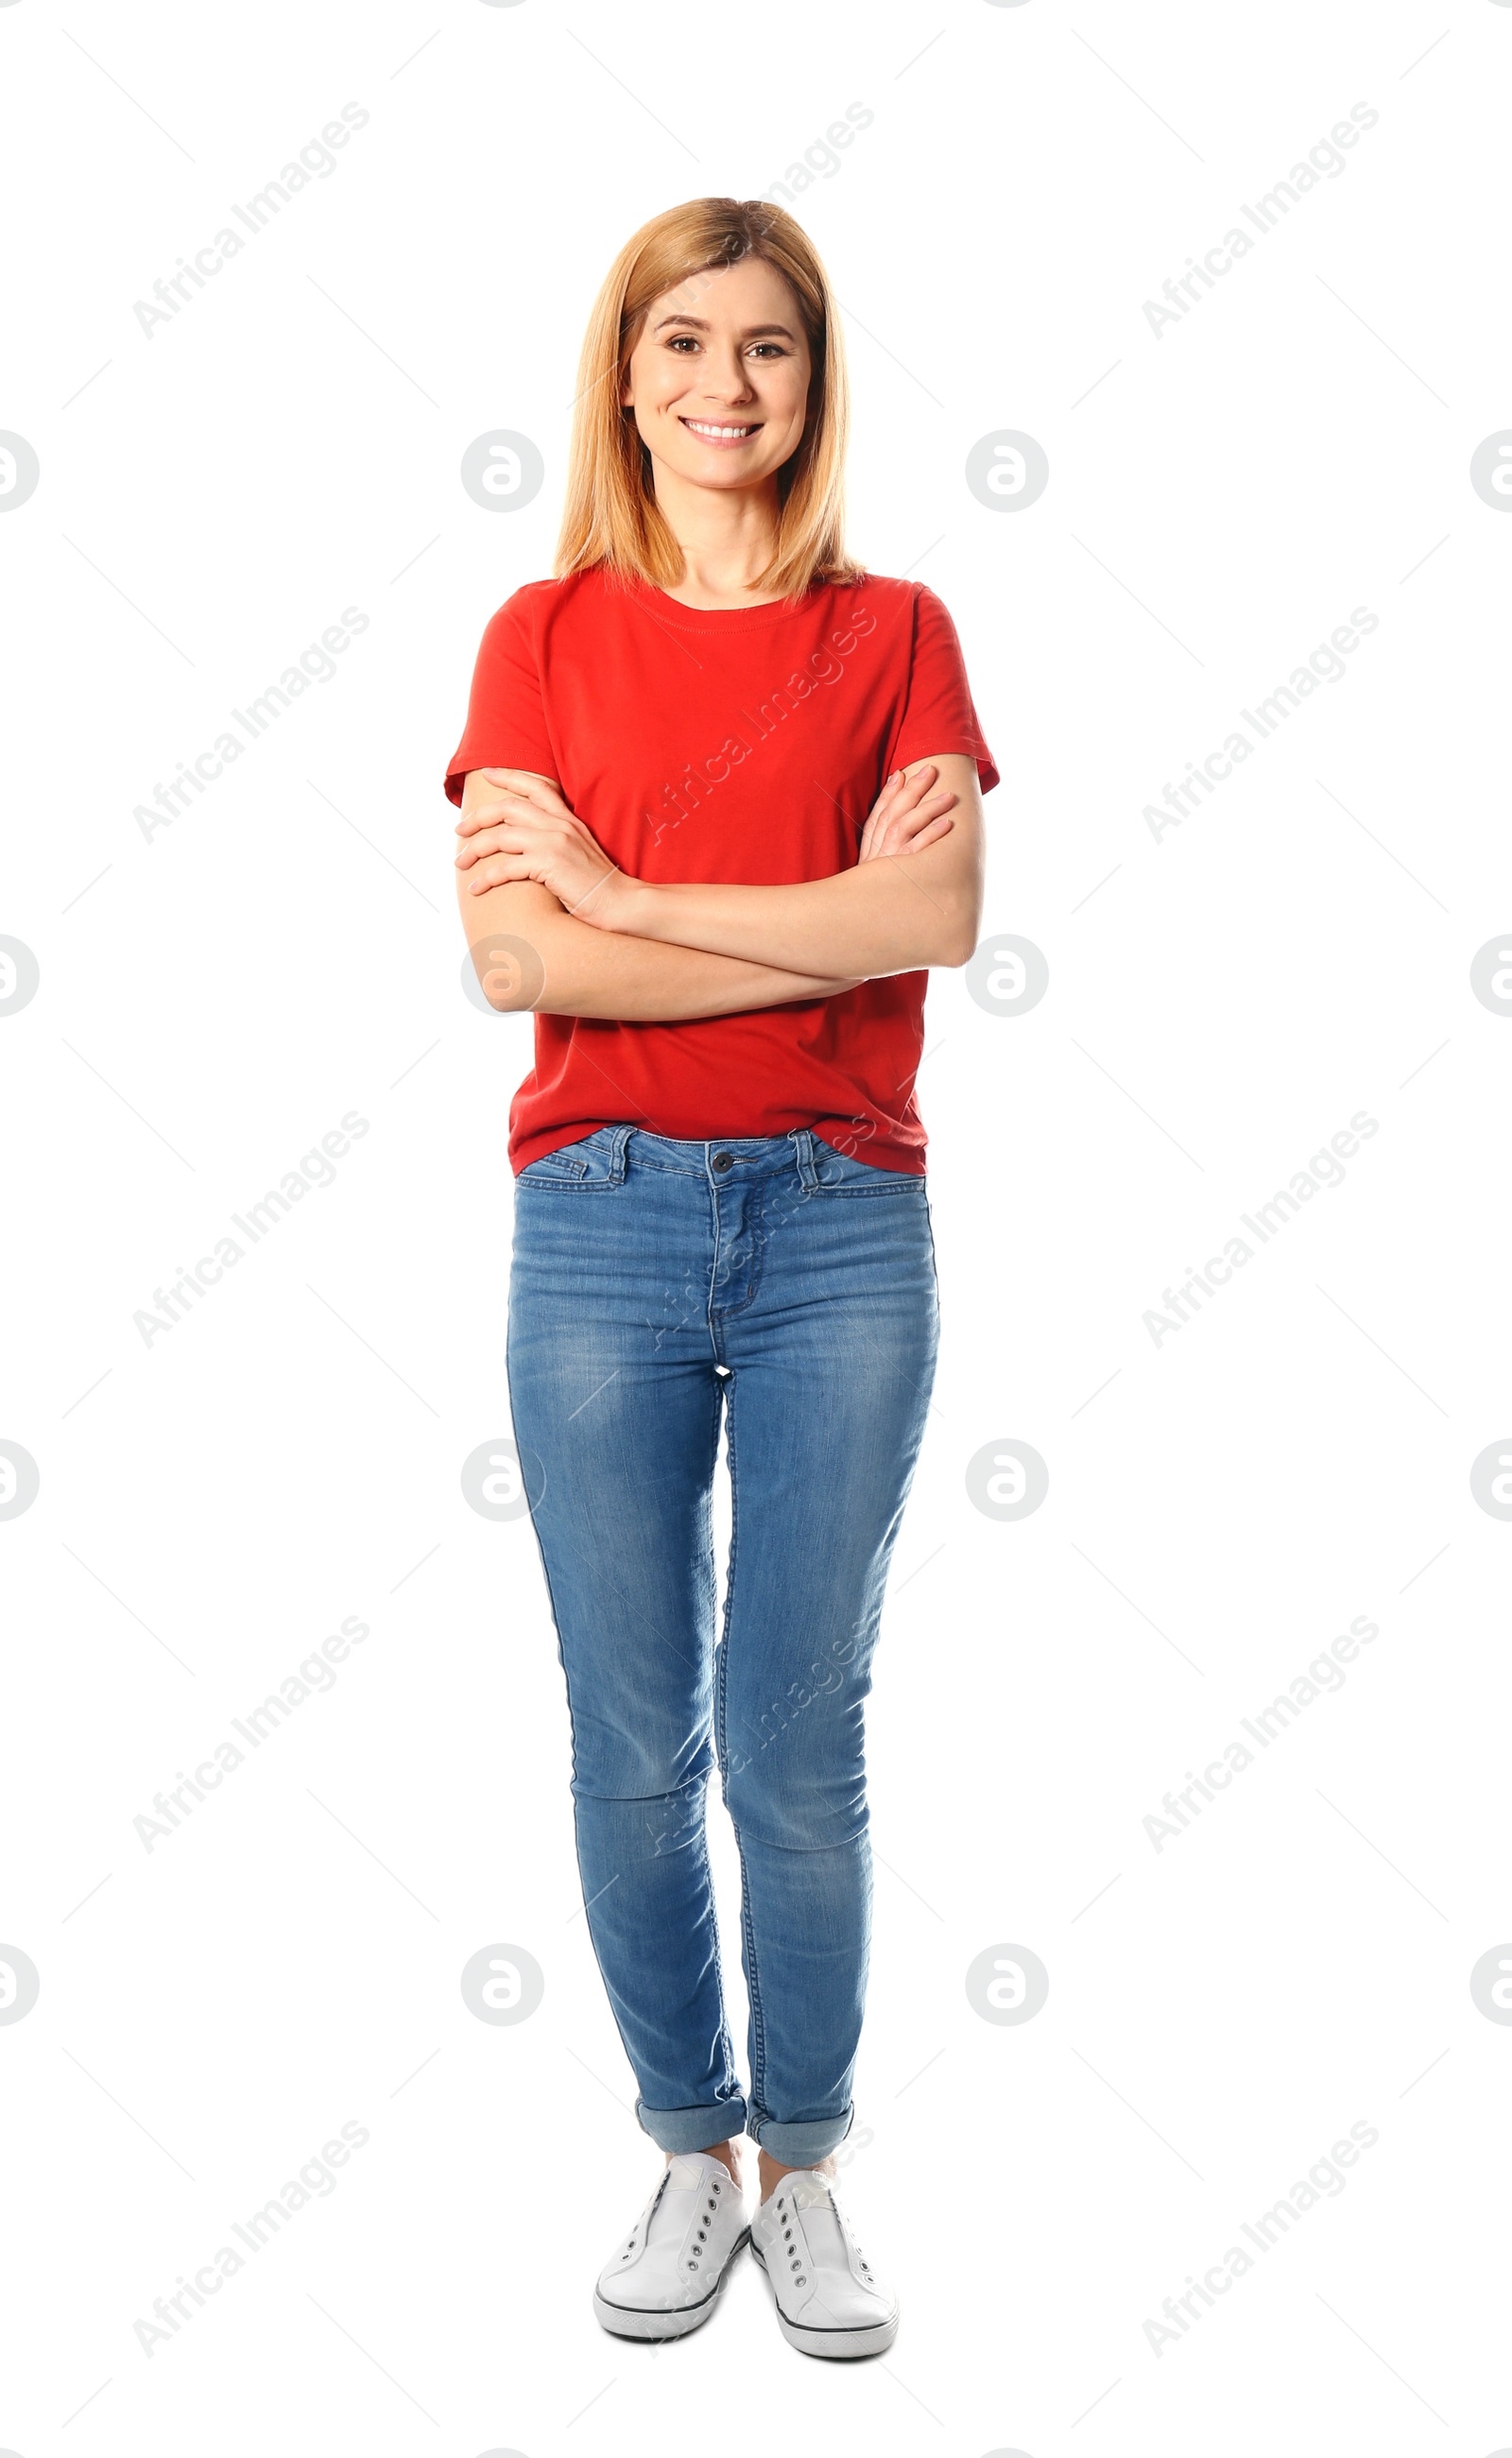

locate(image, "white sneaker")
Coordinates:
593 2153 749 2341
749 2167 899 2358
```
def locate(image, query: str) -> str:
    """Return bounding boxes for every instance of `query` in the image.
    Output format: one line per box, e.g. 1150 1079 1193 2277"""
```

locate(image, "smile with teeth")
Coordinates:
679 417 762 441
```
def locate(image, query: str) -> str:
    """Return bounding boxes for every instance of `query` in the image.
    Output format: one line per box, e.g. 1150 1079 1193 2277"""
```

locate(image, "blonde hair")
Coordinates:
555 198 863 601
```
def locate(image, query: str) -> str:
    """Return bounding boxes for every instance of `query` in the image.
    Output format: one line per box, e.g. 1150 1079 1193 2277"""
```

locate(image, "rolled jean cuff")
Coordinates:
748 2107 853 2165
636 2095 749 2154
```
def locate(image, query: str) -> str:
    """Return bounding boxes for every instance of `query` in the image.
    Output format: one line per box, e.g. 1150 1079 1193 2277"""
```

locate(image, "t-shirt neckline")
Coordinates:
628 575 840 632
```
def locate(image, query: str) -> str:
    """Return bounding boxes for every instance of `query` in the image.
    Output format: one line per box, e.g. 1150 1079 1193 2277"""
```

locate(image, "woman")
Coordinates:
446 197 997 2358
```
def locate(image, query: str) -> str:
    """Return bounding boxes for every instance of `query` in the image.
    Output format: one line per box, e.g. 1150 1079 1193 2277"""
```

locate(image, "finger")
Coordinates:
897 786 957 822
498 781 558 817
866 776 931 836
455 824 534 866
897 814 954 851
502 775 571 818
897 813 957 851
462 835 538 885
890 763 941 812
479 767 563 802
858 777 906 856
880 793 956 848
462 853 529 895
876 809 955 857
861 791 900 852
457 791 543 834
863 768 903 827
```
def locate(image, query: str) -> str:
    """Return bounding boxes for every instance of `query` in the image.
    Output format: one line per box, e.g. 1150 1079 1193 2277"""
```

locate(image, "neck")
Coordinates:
649 463 785 607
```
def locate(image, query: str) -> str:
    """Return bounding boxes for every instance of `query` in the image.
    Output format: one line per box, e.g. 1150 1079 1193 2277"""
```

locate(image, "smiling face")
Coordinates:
620 252 815 499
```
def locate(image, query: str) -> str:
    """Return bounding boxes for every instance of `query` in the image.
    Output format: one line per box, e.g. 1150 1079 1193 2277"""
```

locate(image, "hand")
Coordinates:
455 771 631 926
857 763 957 863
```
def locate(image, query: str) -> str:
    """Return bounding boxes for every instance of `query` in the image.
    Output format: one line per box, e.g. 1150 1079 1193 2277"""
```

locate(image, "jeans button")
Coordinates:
713 1151 733 1173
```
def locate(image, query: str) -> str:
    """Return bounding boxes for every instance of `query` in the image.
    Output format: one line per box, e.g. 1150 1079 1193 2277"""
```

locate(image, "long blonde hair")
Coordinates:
556 198 862 601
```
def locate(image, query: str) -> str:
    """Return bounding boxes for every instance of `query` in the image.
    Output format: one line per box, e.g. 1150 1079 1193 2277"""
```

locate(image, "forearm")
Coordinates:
455 753 986 981
601 852 979 977
458 879 859 1020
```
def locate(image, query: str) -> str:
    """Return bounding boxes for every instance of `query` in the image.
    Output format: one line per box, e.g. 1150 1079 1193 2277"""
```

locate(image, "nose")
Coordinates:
700 345 754 404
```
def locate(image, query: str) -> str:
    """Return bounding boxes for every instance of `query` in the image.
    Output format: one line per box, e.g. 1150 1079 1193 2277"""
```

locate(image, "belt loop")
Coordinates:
609 1126 633 1182
791 1127 818 1193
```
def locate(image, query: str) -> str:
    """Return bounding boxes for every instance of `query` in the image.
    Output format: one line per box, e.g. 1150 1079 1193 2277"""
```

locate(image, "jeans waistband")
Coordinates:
618 1126 821 1183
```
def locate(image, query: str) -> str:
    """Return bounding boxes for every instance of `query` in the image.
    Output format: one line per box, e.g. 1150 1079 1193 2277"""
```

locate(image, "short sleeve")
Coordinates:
886 585 999 795
443 591 558 805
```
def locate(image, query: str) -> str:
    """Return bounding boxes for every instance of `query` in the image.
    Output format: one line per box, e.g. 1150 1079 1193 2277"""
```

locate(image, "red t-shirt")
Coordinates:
445 568 998 1174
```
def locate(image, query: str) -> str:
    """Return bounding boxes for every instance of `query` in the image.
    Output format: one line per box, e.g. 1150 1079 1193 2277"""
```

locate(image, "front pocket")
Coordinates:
517 1139 593 1185
809 1137 926 1195
516 1128 629 1190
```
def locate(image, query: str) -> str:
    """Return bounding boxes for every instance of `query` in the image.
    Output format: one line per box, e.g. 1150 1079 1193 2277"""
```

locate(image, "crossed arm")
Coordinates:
454 755 986 1020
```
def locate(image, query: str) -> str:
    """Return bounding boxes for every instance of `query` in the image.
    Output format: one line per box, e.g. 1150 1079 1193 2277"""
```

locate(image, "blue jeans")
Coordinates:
506 1125 939 2165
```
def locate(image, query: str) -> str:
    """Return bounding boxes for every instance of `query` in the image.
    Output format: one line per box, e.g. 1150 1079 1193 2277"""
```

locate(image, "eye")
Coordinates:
664 333 701 352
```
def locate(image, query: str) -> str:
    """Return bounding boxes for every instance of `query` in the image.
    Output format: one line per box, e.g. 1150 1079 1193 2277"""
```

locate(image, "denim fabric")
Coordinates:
506 1125 939 2164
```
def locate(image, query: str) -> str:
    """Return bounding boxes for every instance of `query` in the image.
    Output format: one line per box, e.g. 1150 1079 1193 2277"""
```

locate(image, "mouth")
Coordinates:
678 417 763 448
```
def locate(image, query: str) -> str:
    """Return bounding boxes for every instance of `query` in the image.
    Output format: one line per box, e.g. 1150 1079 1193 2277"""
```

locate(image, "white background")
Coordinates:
3 0 1510 2450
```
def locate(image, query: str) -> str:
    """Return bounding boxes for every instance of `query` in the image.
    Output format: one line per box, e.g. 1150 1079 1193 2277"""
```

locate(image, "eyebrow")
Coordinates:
651 315 797 339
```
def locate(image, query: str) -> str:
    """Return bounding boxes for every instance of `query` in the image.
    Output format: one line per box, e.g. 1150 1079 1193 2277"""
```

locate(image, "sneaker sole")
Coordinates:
593 2227 750 2342
748 2239 899 2359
